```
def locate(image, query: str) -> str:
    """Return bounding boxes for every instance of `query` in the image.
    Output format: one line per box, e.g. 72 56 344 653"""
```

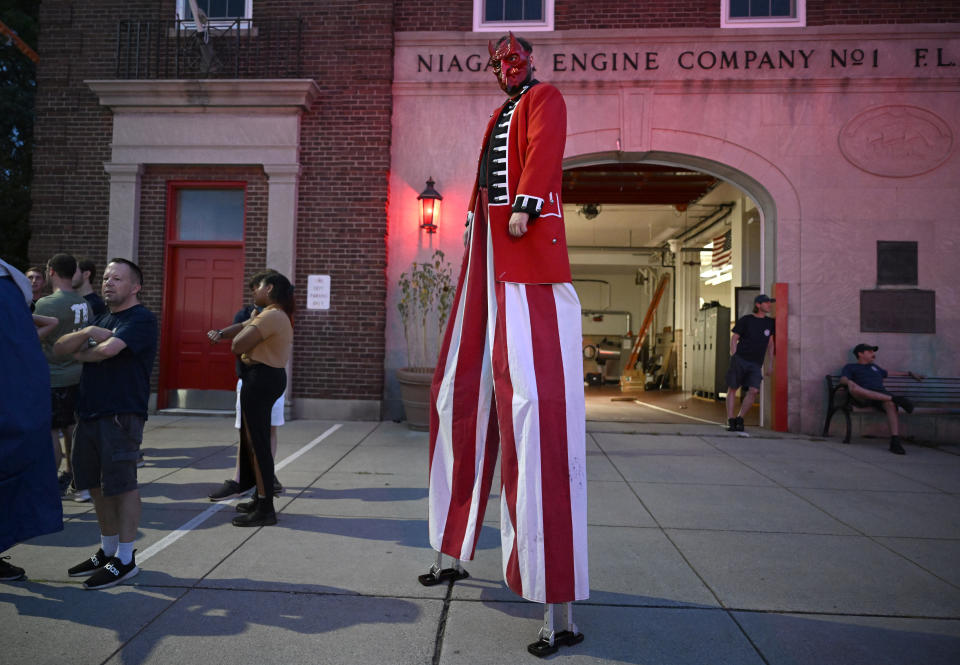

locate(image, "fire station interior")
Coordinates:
564 162 763 426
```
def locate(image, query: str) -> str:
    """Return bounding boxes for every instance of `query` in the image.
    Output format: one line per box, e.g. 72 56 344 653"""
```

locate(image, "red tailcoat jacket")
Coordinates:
468 82 572 284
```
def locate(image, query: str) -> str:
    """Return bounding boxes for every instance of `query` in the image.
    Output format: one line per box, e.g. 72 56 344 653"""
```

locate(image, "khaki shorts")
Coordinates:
72 414 144 496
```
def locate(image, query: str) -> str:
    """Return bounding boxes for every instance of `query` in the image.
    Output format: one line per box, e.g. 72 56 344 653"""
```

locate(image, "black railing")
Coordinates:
115 19 304 79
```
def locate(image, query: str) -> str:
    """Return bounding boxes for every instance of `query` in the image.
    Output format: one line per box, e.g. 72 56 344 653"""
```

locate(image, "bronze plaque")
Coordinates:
860 290 935 333
877 241 917 286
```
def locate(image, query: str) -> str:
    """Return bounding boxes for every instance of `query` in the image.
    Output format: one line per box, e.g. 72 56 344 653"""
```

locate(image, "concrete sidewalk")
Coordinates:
2 415 959 664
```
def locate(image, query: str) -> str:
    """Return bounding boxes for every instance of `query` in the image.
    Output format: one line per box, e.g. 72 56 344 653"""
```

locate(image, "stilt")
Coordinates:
527 603 584 658
556 602 585 648
417 552 470 587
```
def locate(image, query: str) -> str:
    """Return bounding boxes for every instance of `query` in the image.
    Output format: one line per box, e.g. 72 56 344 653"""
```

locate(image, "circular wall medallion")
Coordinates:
839 105 954 177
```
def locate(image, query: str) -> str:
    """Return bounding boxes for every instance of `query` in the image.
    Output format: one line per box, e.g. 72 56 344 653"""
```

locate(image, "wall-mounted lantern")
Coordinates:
418 177 442 233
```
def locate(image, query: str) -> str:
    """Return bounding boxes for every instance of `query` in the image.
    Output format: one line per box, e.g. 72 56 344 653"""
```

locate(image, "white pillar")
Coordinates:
263 162 301 417
263 163 301 278
104 162 144 262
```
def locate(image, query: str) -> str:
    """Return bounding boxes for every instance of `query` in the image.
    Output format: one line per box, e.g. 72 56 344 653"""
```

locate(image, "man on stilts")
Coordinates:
418 33 588 657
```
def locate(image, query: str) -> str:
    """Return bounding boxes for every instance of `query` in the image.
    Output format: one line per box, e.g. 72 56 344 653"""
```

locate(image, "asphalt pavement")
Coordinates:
2 414 959 665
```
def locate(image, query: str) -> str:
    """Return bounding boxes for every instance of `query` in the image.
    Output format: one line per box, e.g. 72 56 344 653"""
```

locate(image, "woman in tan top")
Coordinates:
229 271 294 526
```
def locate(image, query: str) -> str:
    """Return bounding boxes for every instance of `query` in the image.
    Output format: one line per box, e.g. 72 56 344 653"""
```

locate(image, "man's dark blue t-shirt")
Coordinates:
233 304 258 377
84 292 107 318
840 362 888 393
78 304 158 420
732 314 775 365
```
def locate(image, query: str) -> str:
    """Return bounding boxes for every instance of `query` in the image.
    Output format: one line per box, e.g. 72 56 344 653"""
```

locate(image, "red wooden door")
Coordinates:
164 246 244 392
158 181 246 409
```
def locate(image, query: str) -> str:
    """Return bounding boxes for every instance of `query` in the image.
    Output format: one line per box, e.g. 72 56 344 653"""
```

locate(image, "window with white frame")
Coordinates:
474 0 554 32
721 0 805 29
177 0 253 28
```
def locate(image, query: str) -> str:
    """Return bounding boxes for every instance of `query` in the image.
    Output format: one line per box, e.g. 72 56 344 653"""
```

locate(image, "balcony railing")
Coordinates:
115 19 304 79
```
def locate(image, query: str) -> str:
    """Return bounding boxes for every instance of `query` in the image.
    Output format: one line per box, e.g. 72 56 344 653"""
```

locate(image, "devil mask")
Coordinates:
488 33 533 96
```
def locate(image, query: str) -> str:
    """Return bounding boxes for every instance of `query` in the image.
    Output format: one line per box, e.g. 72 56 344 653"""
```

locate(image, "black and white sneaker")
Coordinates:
68 548 109 577
0 557 25 581
58 471 73 496
208 479 254 502
83 553 139 590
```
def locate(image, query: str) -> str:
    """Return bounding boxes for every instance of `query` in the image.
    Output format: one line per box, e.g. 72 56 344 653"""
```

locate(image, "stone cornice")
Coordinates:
86 79 320 111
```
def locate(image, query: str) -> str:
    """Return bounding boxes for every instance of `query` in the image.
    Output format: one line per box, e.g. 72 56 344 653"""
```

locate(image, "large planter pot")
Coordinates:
397 366 434 431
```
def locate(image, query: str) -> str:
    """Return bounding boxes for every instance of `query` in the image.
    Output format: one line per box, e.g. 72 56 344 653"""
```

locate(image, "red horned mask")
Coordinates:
488 32 532 95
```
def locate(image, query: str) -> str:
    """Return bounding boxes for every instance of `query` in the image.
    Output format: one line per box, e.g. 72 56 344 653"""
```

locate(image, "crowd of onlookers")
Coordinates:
2 254 294 589
27 257 118 503
2 254 158 588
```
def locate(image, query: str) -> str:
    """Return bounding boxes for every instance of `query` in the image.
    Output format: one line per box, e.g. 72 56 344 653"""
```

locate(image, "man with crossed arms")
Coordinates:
54 259 157 589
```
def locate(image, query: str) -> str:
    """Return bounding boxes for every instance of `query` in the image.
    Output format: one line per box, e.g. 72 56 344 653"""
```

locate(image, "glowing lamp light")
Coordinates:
418 177 443 233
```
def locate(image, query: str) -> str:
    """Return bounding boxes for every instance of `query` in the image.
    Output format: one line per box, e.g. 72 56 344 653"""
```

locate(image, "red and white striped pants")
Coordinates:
427 191 588 604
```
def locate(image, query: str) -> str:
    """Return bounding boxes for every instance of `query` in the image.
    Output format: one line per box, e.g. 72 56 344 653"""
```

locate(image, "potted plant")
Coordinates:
396 249 454 430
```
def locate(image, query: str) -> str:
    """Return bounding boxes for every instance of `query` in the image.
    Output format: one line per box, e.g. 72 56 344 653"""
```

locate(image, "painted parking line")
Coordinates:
631 399 721 425
137 423 343 564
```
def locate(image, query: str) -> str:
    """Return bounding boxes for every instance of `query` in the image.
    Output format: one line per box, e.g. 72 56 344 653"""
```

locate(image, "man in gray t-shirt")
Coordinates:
34 253 90 493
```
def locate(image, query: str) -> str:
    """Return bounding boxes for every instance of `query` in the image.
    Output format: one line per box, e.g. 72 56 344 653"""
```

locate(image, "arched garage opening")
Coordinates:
563 149 791 428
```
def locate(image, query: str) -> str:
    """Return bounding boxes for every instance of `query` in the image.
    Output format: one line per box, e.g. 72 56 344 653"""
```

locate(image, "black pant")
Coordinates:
238 363 286 500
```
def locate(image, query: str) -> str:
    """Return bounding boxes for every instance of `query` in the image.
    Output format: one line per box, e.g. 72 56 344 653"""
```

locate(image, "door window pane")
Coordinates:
176 188 244 241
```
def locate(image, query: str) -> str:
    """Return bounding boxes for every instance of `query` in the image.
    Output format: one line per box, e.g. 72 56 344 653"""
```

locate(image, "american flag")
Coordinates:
712 230 732 268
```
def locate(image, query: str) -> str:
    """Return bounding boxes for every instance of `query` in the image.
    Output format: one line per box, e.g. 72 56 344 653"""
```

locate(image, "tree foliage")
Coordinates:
0 0 38 270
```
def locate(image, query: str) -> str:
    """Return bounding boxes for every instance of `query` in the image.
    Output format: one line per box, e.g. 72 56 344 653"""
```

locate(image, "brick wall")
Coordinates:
32 0 394 405
556 0 719 29
288 1 393 402
32 1 166 269
395 0 473 31
807 2 959 25
393 1 958 31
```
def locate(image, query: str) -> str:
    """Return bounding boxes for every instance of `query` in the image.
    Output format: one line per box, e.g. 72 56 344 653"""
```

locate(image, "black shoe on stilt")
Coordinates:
418 566 470 586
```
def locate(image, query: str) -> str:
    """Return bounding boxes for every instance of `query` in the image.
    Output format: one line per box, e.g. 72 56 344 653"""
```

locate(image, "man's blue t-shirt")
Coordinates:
233 304 257 377
840 362 888 393
84 292 107 318
78 304 158 420
732 314 775 365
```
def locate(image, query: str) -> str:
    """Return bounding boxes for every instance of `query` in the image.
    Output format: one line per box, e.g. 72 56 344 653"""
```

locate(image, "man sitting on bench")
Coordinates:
840 343 923 455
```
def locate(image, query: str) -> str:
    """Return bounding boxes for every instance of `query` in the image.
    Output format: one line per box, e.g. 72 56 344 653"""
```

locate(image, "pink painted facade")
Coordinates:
386 25 960 437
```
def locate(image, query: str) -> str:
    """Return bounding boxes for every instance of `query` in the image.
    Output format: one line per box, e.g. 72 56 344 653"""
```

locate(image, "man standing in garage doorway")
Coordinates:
726 293 776 432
